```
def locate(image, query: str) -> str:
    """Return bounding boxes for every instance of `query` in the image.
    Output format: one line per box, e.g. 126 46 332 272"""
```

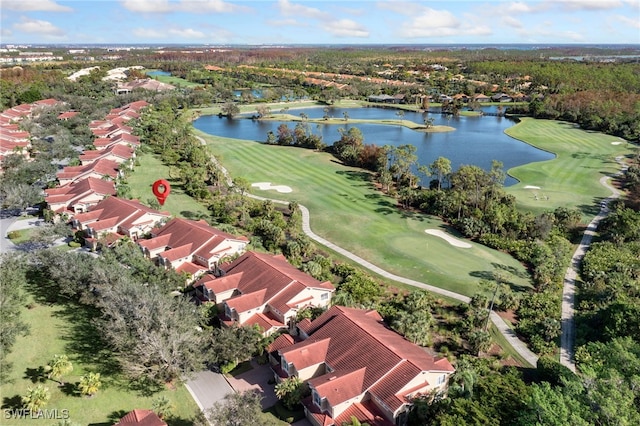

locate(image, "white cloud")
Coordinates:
1 28 13 38
502 16 524 29
556 0 623 11
615 14 640 29
277 0 329 20
132 27 165 38
397 8 461 37
504 2 536 14
266 18 306 27
623 0 640 10
133 26 207 39
376 0 424 16
120 0 173 13
121 0 246 14
13 17 65 36
181 0 247 13
323 19 369 38
168 28 205 38
1 0 72 12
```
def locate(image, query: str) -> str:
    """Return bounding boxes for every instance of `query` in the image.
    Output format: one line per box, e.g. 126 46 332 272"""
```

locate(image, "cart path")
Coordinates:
560 157 626 372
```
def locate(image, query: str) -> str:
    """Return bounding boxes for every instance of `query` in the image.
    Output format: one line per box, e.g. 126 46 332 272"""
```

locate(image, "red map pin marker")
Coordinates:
152 179 171 206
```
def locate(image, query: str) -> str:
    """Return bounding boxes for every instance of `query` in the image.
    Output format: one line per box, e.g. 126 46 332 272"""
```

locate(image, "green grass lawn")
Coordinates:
505 118 634 220
0 297 199 425
195 130 531 297
146 71 202 89
126 153 209 219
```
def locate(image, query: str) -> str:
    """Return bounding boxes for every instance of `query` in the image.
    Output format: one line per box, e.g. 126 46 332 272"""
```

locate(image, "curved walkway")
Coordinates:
560 158 625 372
198 134 539 367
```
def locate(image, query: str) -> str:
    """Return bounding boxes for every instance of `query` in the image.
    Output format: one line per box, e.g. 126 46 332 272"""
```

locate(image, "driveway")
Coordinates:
184 370 233 412
225 359 278 409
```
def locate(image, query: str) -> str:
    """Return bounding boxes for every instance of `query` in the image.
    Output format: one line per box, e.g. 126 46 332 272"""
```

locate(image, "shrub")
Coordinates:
220 361 237 374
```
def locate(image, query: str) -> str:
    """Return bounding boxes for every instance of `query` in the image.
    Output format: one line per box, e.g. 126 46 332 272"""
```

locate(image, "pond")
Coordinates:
146 70 171 77
193 106 554 186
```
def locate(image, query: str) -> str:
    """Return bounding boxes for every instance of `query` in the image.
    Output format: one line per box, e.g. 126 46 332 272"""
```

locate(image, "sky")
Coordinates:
1 0 639 46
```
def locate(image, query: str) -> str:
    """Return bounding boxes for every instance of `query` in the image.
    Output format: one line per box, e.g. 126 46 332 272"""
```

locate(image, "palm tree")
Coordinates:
46 354 73 385
78 372 101 397
275 377 304 410
468 329 492 355
151 395 173 420
22 384 50 411
396 110 405 122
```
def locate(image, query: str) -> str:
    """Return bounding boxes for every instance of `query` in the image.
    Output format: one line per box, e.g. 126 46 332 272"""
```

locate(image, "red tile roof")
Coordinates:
58 111 79 120
244 312 284 333
79 144 134 163
57 158 120 182
74 196 169 233
281 338 330 370
267 333 295 353
333 401 395 426
176 261 206 276
226 288 268 312
286 306 455 423
196 252 334 324
115 409 167 426
45 177 116 212
309 368 366 407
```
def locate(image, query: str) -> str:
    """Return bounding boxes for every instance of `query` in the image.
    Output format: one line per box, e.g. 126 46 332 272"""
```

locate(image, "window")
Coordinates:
312 390 322 408
437 374 446 385
321 293 329 301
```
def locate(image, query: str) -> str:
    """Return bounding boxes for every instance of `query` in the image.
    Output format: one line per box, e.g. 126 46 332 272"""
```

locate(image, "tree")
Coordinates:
207 325 262 368
342 416 371 426
205 390 268 426
233 177 250 196
468 329 492 355
22 384 51 412
396 110 405 122
387 144 418 187
221 101 240 118
424 116 435 129
275 376 306 409
45 354 73 385
152 395 173 420
0 253 28 381
98 281 206 384
1 183 42 212
276 123 294 145
78 372 101 397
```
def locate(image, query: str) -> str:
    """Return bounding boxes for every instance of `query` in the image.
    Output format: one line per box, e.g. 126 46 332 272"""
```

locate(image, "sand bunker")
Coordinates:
425 229 472 248
251 182 293 193
524 185 541 189
611 141 622 145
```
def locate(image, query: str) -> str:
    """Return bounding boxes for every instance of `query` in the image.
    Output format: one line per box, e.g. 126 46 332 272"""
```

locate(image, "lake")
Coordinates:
193 106 554 186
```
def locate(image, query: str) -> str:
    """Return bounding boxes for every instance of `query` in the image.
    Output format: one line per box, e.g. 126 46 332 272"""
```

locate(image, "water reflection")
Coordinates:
194 106 554 186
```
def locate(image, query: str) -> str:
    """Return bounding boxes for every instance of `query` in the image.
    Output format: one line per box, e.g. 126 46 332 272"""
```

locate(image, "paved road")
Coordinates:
0 216 18 253
560 160 625 372
184 370 233 413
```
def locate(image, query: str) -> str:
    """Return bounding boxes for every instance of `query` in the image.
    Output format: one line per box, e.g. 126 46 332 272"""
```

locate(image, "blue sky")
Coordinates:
1 0 639 45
